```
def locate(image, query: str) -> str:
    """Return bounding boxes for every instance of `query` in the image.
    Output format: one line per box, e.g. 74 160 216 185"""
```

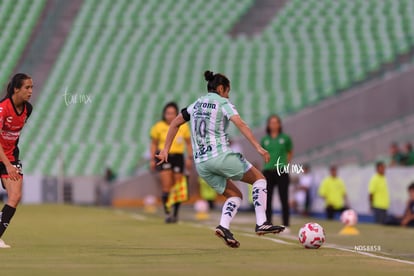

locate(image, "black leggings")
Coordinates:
263 170 290 226
326 206 346 220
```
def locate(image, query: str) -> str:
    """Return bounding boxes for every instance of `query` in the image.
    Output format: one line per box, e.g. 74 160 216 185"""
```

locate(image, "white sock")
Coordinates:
252 179 267 225
219 197 241 229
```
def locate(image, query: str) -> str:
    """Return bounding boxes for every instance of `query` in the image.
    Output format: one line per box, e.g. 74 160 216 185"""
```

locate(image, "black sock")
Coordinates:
0 204 16 238
161 192 169 215
173 203 180 218
208 200 215 210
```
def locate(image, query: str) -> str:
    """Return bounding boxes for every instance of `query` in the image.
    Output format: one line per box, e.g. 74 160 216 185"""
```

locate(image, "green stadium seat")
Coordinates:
0 0 45 83
12 0 414 176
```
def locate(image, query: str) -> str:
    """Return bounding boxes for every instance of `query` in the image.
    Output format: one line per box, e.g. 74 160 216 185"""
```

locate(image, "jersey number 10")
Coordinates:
194 118 207 138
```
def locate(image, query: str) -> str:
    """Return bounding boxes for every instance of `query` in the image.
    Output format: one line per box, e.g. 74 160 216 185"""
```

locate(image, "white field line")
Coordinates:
197 224 414 266
120 211 414 266
114 210 147 221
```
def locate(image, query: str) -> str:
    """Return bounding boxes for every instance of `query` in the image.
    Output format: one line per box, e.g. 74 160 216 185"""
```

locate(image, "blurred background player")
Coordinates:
385 182 414 227
0 73 33 248
369 161 390 224
97 167 116 206
402 142 414 166
400 182 414 227
199 176 217 210
292 164 314 216
150 102 192 223
389 142 404 166
261 114 293 230
156 70 284 248
318 165 348 220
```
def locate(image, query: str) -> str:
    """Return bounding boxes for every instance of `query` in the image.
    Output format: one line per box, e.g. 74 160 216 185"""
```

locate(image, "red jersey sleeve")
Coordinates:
0 104 7 129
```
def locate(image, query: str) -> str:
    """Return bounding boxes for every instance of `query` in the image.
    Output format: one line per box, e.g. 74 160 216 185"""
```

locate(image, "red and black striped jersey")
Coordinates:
0 97 32 162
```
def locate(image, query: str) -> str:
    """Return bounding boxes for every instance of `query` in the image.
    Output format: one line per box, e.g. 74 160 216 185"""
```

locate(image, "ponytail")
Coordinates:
204 70 230 92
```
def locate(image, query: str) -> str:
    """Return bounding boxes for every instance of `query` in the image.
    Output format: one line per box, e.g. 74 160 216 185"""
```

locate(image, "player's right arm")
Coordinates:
318 180 326 199
0 147 19 181
156 113 187 165
368 177 375 208
0 106 20 181
149 138 158 171
230 115 270 163
149 124 159 171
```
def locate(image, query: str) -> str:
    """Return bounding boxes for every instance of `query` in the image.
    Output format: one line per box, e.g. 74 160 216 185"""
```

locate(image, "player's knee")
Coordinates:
224 189 242 199
8 192 22 207
161 182 173 192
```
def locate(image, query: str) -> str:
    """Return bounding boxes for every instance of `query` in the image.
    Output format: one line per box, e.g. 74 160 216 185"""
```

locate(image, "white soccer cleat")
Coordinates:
0 239 11 248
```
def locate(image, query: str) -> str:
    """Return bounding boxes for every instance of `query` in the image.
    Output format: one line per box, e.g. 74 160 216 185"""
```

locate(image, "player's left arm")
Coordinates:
287 151 293 163
0 107 20 180
342 181 350 208
368 178 375 208
344 193 350 209
156 114 187 165
318 180 326 198
287 136 293 163
230 115 270 163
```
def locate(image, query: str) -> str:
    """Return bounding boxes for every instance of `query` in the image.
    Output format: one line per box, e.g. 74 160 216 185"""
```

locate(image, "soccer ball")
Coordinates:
194 199 209 213
298 222 326 249
340 209 358 226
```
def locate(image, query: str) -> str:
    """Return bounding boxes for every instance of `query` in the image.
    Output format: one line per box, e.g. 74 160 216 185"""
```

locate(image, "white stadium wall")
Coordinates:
16 166 414 218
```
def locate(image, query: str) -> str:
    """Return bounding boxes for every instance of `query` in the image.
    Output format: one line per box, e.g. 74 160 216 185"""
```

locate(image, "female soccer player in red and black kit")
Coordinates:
0 73 32 248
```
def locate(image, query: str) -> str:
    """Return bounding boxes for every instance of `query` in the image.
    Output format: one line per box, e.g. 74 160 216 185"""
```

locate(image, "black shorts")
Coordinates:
0 160 23 189
155 153 184 173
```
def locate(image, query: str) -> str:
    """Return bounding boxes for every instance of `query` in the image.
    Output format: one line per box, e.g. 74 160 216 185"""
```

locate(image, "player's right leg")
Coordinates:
0 177 23 248
159 170 174 222
197 160 242 248
262 170 276 223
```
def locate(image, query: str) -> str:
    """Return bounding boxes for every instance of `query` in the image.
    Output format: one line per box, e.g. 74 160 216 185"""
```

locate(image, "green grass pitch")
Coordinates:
0 205 413 275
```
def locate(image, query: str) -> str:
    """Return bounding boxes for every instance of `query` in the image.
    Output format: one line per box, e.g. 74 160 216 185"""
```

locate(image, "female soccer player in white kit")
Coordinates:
156 71 284 248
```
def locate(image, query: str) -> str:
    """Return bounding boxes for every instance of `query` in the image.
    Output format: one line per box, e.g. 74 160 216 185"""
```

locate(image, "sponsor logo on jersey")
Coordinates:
194 102 216 109
1 130 20 140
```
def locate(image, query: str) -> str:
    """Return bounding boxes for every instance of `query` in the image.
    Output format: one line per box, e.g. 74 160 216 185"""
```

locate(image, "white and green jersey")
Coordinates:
185 92 238 163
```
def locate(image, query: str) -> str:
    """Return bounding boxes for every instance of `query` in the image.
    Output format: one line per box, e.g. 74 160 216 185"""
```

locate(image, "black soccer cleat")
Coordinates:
165 216 178 224
215 225 240 248
255 222 285 235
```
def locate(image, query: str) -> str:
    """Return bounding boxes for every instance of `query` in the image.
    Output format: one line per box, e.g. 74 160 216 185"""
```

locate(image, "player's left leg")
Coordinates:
326 205 335 220
159 169 174 216
277 173 290 227
171 172 185 221
216 180 242 248
262 170 276 223
166 154 186 223
0 177 23 248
